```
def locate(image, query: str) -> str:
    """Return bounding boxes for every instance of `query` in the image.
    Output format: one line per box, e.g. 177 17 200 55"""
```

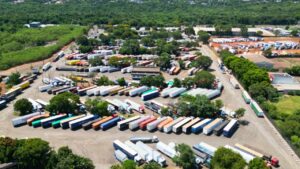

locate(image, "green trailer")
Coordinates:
242 90 251 104
32 119 42 128
52 115 73 128
250 100 264 117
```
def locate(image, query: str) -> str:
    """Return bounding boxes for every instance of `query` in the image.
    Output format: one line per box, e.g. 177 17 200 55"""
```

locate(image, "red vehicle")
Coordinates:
139 117 156 130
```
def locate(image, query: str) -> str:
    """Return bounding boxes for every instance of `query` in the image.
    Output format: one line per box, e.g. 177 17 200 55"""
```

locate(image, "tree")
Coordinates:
172 144 196 169
141 37 155 47
14 98 34 116
143 162 162 169
215 99 224 110
76 36 89 46
194 70 215 88
160 107 172 117
79 45 93 53
85 98 110 116
7 72 21 86
242 69 269 89
198 31 210 44
285 65 300 76
173 78 182 87
235 108 245 119
0 137 17 163
184 26 195 36
46 92 80 115
181 77 194 89
291 30 299 37
119 39 141 55
240 25 248 37
248 158 268 169
14 138 51 169
140 75 165 88
96 75 114 86
110 164 123 169
194 55 212 70
155 52 171 70
248 81 278 102
117 78 127 86
122 160 136 169
89 57 103 66
211 147 246 169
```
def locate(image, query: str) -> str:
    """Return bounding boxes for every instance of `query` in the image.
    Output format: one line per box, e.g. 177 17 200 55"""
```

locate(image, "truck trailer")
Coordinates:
118 116 141 130
12 112 42 127
203 118 223 135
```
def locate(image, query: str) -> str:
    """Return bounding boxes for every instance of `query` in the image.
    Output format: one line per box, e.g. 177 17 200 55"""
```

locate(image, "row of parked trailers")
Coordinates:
241 90 264 117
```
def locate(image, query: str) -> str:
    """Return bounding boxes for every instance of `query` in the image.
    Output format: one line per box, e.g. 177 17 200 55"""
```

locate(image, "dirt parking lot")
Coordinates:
0 46 299 169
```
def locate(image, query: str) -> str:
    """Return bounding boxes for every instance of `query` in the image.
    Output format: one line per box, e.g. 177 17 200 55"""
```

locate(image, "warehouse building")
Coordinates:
131 66 160 80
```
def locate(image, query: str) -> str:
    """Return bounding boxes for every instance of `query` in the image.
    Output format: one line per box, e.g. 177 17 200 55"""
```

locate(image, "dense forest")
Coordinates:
0 0 300 32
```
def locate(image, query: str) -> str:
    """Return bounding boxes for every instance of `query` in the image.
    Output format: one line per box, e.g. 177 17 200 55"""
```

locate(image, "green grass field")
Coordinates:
273 95 300 115
0 25 86 70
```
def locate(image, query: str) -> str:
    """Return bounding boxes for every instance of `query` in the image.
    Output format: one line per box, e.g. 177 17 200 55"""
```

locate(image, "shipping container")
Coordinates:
141 90 159 101
157 117 173 131
113 140 138 160
223 119 238 137
129 116 151 130
101 117 121 130
40 114 67 128
129 86 149 97
110 86 124 96
118 116 141 130
173 117 192 133
163 117 185 133
147 117 167 131
69 114 99 130
82 117 101 130
224 145 255 163
139 117 157 130
250 100 264 117
12 112 42 127
182 117 201 134
203 118 223 135
213 120 229 136
156 141 177 158
191 119 212 134
242 90 251 104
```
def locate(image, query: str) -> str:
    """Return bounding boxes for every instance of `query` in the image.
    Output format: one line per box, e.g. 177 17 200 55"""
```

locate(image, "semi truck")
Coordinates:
77 85 97 96
224 145 255 163
92 115 117 130
203 118 223 135
191 119 212 134
169 88 187 98
27 113 50 126
161 87 177 98
129 116 151 130
114 150 128 162
193 142 217 157
39 84 53 92
223 119 238 137
52 116 74 128
12 112 42 127
130 136 159 143
124 140 150 162
42 62 51 71
124 99 145 113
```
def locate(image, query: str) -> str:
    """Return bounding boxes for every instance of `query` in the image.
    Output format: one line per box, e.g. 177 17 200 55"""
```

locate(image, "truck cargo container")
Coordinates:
12 112 42 127
161 88 177 98
129 116 151 130
100 86 120 96
224 145 254 163
125 99 145 113
182 117 201 133
188 67 196 76
139 117 157 130
69 114 98 130
129 86 149 97
130 136 159 143
250 100 264 117
193 150 208 161
115 150 128 163
118 116 140 130
112 99 132 113
169 88 187 98
156 141 177 158
32 119 43 128
93 86 106 96
141 90 159 101
14 80 30 90
101 117 121 130
193 142 217 157
110 86 124 95
125 140 150 162
108 67 120 73
77 85 97 96
55 86 77 95
213 120 229 136
42 62 51 71
136 141 166 166
118 87 133 95
242 90 251 104
113 140 139 160
203 118 223 135
147 117 167 131
86 87 100 96
82 117 101 130
223 119 238 137
172 67 181 75
56 66 77 71
27 113 50 126
92 116 115 130
163 117 185 133
48 86 70 95
191 119 212 134
156 117 172 130
0 100 7 109
173 117 192 133
100 66 110 73
4 87 21 101
52 115 74 128
28 98 42 111
229 76 240 89
39 85 52 92
40 114 67 128
35 99 49 108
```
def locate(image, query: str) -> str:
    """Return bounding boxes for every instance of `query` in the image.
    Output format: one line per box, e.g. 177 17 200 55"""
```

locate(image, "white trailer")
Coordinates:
147 117 168 131
125 99 144 113
86 87 100 96
35 99 49 108
136 141 166 166
172 117 192 133
161 87 177 98
129 116 151 130
224 145 255 163
113 99 132 113
156 141 177 158
125 140 152 162
163 117 185 133
203 118 223 135
113 140 141 162
39 84 52 92
28 98 42 111
93 86 105 96
100 86 119 96
114 149 128 162
182 117 201 133
118 116 141 130
100 66 110 73
129 86 149 96
12 112 42 127
169 88 187 98
42 62 51 71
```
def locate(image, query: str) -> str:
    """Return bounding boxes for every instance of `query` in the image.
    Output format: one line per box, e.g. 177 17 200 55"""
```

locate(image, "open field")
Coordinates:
273 95 300 115
0 25 85 70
